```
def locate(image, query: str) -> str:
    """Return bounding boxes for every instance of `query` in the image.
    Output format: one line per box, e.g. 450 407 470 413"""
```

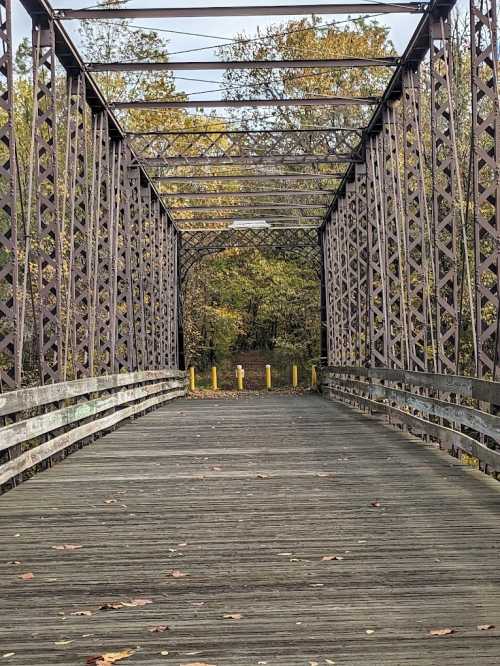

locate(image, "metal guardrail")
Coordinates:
320 366 500 475
0 370 186 491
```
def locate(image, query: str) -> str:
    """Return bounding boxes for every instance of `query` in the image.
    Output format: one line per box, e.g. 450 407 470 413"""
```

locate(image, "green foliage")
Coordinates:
184 249 320 369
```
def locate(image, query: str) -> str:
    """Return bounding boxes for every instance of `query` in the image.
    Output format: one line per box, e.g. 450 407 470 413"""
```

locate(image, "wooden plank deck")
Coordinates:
2 393 500 665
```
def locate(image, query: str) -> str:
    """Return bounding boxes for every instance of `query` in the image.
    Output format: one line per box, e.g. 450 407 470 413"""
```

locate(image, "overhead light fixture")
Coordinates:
229 219 271 229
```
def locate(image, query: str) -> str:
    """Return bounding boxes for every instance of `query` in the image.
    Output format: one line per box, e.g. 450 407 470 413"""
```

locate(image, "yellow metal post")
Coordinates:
236 365 244 391
189 366 196 392
211 366 218 391
265 364 272 390
292 364 298 388
311 365 318 388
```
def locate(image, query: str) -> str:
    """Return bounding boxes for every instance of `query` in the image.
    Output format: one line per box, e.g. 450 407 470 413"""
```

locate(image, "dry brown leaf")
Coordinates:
211 465 222 471
19 572 33 581
7 560 21 565
148 624 169 633
104 499 117 505
168 570 188 578
223 613 242 620
122 598 153 607
478 624 495 631
371 500 381 508
52 544 82 551
256 474 269 479
86 649 135 665
321 555 344 561
429 628 455 636
98 602 124 611
71 610 92 617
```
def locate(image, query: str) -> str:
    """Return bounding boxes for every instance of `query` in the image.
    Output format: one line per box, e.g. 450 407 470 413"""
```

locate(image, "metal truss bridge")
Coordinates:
0 0 499 663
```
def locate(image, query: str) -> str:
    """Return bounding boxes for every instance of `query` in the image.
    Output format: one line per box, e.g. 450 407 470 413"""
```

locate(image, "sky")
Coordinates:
12 0 423 100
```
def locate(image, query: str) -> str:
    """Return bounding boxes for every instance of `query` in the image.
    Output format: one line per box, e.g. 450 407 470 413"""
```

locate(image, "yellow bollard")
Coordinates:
265 364 272 391
292 364 298 388
236 365 244 391
311 365 318 388
189 366 196 392
211 366 218 391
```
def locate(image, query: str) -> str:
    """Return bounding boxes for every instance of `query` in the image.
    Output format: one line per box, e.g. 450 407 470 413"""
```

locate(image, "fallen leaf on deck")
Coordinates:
55 640 73 645
71 611 93 617
223 613 242 620
52 544 82 551
371 500 381 508
211 466 222 471
7 561 21 566
478 624 495 631
321 555 344 561
429 628 455 636
256 474 269 479
86 649 135 665
148 624 169 633
122 599 153 607
2 654 15 659
19 572 33 581
365 629 375 635
168 570 188 578
98 603 124 611
104 499 117 504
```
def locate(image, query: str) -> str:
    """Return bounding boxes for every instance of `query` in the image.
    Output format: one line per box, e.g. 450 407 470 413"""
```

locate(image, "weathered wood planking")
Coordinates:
2 394 500 665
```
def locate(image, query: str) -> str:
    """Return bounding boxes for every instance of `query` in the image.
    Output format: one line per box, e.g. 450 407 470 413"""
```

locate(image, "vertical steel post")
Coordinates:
33 19 62 384
355 164 369 365
431 16 459 374
470 0 500 378
0 0 18 389
403 67 428 370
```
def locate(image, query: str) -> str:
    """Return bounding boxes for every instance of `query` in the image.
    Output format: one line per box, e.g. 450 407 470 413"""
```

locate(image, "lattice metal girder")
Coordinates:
471 0 500 378
89 57 400 72
162 190 333 199
0 0 18 389
132 128 362 161
56 3 427 19
179 226 321 285
113 97 379 110
402 67 428 371
66 73 91 378
431 15 459 374
154 173 343 183
354 163 369 364
33 20 63 384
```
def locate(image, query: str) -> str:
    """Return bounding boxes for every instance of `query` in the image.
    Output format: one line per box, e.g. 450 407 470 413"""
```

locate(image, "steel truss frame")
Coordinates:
1 0 498 390
321 0 498 382
0 0 181 388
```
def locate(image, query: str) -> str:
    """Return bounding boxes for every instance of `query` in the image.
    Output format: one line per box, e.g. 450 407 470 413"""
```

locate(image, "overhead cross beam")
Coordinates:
56 3 427 19
89 57 400 72
162 190 333 199
172 204 327 212
154 174 343 183
112 97 379 110
143 158 356 168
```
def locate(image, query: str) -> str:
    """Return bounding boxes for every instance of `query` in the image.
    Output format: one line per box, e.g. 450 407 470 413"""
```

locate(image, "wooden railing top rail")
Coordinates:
325 366 500 405
0 369 182 419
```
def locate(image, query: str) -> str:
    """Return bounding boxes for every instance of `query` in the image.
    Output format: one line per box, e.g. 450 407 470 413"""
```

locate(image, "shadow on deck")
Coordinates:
2 393 500 665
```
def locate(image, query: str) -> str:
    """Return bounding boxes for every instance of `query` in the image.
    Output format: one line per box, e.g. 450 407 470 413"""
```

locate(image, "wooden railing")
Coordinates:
320 366 500 475
0 370 186 492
